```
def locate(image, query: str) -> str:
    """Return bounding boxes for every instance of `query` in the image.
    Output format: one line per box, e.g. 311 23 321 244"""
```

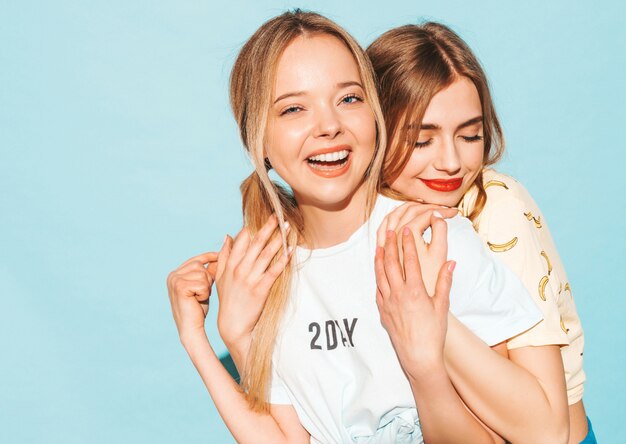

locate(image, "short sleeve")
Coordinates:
479 196 570 349
269 367 293 405
436 215 543 346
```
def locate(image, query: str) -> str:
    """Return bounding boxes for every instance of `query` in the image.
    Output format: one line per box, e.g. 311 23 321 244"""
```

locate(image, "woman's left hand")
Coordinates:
374 217 455 376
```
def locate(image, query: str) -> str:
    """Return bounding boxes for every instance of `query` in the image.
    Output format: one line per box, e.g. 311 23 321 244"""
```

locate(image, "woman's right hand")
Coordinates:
167 251 219 344
215 214 292 356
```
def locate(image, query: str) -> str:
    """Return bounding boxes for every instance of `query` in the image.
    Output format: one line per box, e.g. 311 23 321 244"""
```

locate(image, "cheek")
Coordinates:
390 150 426 193
350 110 377 152
266 122 307 161
462 144 485 171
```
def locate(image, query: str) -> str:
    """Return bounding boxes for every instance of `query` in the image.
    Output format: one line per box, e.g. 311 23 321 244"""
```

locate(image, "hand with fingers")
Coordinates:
167 251 219 343
378 206 453 295
215 214 293 361
376 202 458 248
374 223 456 378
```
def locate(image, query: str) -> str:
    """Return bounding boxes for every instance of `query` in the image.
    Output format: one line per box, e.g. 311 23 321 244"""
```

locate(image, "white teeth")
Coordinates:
307 150 349 162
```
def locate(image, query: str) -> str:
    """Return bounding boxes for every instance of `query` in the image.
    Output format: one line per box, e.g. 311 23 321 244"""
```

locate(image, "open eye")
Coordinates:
280 105 303 116
339 93 363 105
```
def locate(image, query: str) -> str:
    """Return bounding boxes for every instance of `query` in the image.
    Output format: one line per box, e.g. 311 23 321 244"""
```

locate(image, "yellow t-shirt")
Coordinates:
460 169 585 405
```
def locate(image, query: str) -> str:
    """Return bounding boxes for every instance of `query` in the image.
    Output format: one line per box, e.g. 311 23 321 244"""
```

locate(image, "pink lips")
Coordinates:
306 145 352 178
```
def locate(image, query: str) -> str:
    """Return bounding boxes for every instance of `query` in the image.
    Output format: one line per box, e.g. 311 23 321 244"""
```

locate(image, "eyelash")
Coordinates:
462 135 483 142
340 93 363 104
414 135 483 149
279 93 363 116
280 105 303 116
414 139 433 149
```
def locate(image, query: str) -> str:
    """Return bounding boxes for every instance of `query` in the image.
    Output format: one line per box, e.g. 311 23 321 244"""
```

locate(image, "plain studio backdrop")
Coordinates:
1 1 624 442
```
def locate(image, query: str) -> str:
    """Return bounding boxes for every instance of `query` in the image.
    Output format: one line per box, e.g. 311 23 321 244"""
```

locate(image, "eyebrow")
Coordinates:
273 81 364 105
417 116 483 131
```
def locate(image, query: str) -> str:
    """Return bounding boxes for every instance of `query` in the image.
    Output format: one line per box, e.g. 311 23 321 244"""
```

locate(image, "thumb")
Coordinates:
433 260 455 311
207 260 218 280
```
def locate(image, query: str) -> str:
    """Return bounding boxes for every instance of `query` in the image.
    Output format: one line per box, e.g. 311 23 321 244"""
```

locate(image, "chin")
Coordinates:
416 193 461 207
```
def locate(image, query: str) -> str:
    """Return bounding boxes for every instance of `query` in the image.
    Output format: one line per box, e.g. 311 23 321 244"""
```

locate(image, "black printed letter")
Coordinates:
343 318 358 347
325 321 337 350
309 322 322 350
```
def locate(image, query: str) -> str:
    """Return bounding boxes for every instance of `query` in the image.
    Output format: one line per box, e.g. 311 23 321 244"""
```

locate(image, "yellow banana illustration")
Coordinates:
564 283 571 294
485 180 509 190
524 211 542 228
538 275 549 301
487 237 518 252
558 282 563 294
560 316 570 333
540 251 553 275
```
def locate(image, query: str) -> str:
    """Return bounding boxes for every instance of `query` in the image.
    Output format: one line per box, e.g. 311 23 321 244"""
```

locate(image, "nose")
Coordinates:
313 105 343 139
433 136 461 174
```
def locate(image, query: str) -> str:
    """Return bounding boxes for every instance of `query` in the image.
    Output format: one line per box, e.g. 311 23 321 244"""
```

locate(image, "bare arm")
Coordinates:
181 329 309 443
375 222 502 444
167 215 309 443
382 204 569 443
444 316 569 444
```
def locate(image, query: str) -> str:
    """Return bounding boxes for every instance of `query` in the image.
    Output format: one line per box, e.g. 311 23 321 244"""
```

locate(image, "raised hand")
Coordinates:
374 222 455 377
215 214 292 358
167 251 219 342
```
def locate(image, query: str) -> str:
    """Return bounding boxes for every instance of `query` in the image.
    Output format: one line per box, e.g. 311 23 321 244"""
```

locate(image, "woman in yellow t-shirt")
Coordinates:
369 23 593 444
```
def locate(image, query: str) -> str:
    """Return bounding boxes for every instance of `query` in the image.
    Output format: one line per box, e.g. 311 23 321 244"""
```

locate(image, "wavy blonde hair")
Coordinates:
367 22 505 223
229 9 387 412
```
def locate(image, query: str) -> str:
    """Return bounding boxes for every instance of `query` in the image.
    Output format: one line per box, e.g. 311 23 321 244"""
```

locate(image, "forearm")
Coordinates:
444 315 569 444
223 336 252 377
407 362 502 444
181 330 296 444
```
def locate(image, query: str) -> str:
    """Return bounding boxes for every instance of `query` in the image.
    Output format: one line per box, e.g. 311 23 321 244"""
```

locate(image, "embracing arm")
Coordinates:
444 317 569 444
443 190 572 443
376 221 503 444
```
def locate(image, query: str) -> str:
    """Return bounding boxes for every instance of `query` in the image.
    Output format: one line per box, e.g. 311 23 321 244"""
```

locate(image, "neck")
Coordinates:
296 184 373 249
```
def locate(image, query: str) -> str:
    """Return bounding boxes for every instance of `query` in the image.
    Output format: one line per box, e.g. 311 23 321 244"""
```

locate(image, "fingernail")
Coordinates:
433 210 443 219
447 260 456 273
403 227 410 236
284 221 290 231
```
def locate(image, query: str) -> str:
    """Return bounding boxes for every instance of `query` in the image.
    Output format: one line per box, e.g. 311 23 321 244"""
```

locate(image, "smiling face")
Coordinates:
265 34 377 211
390 77 485 207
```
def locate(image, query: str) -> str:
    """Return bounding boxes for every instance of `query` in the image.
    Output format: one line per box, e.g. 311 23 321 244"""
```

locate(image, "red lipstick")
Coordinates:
420 178 463 192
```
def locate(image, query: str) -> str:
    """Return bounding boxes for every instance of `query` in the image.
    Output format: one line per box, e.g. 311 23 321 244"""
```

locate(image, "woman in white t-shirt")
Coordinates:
167 11 564 443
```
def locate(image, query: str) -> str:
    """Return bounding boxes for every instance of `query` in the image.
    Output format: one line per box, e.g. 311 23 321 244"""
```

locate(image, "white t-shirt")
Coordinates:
270 195 542 443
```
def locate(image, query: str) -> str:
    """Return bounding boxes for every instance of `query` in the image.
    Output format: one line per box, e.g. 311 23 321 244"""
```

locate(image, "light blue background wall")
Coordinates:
2 1 624 442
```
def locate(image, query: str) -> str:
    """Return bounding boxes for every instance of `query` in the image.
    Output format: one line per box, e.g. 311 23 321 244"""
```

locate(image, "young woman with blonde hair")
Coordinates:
167 10 582 444
369 22 594 443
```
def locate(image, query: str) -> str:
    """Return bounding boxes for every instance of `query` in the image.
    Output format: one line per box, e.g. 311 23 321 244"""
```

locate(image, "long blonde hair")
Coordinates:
229 9 387 411
367 22 505 222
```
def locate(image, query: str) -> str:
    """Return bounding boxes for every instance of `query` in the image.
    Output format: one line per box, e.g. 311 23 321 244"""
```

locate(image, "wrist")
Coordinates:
179 327 209 350
402 352 446 380
405 358 448 386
